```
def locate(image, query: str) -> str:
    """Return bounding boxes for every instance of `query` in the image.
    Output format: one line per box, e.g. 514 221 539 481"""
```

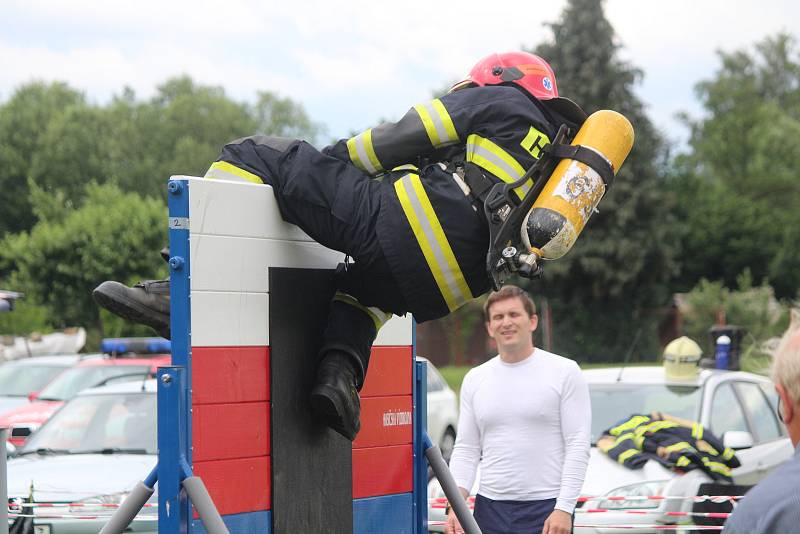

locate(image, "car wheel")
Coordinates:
439 427 456 463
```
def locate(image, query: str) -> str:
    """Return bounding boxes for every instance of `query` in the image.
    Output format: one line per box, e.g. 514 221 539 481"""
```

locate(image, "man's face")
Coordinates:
485 297 538 353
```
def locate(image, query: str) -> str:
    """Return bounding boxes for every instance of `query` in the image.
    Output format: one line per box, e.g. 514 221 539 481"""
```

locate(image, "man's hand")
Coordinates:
543 509 572 534
445 509 464 534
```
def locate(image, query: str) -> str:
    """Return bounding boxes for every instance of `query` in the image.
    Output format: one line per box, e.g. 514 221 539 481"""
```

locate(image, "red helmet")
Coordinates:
453 51 587 124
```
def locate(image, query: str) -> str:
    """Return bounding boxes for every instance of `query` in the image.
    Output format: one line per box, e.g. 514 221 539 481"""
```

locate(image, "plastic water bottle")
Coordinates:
715 335 731 370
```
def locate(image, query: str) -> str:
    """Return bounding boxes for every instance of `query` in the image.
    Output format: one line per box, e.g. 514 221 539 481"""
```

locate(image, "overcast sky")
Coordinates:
2 1 799 150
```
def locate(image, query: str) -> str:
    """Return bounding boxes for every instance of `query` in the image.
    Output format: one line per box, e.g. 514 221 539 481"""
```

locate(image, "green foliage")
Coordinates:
252 91 325 142
0 75 322 339
0 82 86 235
0 297 51 336
524 0 678 358
680 272 790 373
437 365 472 395
0 183 167 334
673 34 800 298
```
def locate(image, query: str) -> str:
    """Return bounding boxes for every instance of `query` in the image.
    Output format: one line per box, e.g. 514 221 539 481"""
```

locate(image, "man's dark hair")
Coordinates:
483 285 536 321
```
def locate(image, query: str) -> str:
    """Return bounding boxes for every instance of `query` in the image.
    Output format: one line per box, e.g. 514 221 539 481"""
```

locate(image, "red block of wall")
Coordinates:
361 346 412 398
194 456 271 516
352 445 413 499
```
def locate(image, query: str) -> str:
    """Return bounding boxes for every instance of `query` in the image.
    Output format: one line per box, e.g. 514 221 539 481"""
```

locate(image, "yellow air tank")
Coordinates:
521 110 634 260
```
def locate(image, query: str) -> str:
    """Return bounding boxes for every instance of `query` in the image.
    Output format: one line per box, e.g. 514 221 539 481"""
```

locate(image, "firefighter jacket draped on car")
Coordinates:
598 413 741 481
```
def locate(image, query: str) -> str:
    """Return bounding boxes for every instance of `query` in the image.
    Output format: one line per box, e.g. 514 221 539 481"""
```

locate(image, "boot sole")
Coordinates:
310 384 360 441
93 283 171 339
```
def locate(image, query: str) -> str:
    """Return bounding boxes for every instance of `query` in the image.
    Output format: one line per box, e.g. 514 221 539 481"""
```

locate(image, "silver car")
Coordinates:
0 355 80 415
428 365 794 533
418 357 459 462
7 381 158 534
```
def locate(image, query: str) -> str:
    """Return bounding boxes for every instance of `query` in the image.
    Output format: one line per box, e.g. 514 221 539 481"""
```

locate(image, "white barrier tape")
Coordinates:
577 509 730 519
430 495 742 505
9 502 157 509
574 526 723 531
426 521 724 531
581 495 742 503
8 513 158 521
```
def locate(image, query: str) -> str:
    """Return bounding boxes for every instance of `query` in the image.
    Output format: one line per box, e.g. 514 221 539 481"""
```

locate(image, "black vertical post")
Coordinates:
269 268 353 532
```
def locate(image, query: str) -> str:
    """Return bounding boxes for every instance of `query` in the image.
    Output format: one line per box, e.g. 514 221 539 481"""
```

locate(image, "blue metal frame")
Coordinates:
157 367 188 533
412 322 427 534
158 177 426 533
159 178 193 533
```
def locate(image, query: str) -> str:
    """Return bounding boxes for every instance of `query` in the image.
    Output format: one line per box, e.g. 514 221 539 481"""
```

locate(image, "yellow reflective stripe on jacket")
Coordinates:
392 164 419 172
465 134 531 200
701 457 732 476
204 160 263 184
616 448 639 464
413 99 458 148
676 455 691 468
609 415 651 436
394 173 472 311
722 447 735 461
611 432 636 449
692 423 704 440
634 420 679 437
347 129 382 174
333 291 392 331
663 441 695 454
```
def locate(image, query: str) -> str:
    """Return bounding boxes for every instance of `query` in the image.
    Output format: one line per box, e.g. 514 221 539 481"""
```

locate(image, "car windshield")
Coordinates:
20 392 157 455
0 364 66 396
589 384 701 444
38 365 150 401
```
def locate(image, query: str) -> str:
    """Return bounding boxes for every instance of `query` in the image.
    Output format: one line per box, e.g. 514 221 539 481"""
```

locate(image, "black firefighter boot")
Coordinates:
310 351 362 441
93 279 171 339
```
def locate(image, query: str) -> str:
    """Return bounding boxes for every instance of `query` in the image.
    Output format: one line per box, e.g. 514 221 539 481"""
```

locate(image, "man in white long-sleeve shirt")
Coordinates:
446 285 591 534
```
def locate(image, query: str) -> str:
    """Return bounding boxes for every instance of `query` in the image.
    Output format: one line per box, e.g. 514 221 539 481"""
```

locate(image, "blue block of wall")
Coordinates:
192 510 271 534
354 493 413 534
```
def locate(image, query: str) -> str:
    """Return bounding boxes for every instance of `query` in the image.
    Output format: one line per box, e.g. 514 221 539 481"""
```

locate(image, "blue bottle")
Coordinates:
715 335 731 370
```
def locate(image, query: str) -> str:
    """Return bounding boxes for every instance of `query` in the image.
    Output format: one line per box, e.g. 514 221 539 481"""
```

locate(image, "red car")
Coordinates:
0 354 170 446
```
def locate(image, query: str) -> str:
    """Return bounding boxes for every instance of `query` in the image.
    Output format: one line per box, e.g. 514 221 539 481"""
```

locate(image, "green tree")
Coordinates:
0 82 86 235
673 34 800 298
680 272 790 373
28 105 114 209
103 77 257 198
252 91 325 142
528 0 678 359
0 183 167 334
102 77 324 199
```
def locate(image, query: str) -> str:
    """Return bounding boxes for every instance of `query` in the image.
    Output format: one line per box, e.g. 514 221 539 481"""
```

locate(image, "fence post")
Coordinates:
158 367 189 532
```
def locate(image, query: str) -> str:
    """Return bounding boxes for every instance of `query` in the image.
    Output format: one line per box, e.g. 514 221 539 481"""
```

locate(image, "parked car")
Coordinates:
0 354 170 447
0 355 81 415
418 356 459 461
427 365 794 533
7 380 158 534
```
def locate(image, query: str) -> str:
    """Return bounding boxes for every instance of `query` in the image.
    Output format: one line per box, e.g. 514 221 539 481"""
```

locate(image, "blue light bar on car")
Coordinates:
101 337 171 354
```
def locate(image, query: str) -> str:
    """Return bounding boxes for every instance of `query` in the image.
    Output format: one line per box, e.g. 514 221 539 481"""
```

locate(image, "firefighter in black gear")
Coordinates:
93 51 589 441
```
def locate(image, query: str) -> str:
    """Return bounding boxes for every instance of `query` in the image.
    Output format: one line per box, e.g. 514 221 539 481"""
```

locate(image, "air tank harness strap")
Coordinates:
461 162 495 206
455 141 615 212
542 143 616 190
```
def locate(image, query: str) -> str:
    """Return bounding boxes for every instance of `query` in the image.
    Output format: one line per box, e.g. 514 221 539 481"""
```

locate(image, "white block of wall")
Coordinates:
178 176 412 347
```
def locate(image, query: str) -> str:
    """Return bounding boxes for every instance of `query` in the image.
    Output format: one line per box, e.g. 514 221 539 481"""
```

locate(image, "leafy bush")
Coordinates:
679 271 791 373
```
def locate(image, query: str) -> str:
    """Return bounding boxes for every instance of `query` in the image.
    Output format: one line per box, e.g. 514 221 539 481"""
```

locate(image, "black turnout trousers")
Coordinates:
214 136 409 379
